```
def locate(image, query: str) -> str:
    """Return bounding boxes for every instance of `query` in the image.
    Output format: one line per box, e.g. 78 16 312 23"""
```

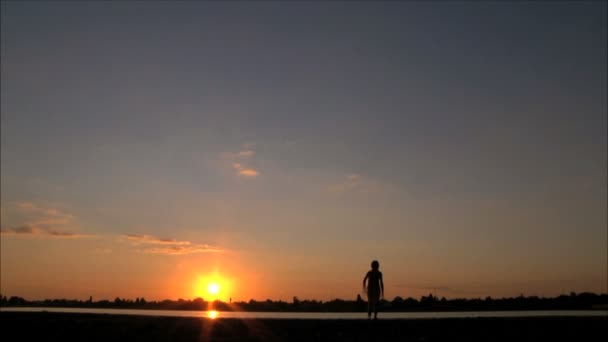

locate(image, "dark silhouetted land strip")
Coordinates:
3 292 607 311
1 312 607 342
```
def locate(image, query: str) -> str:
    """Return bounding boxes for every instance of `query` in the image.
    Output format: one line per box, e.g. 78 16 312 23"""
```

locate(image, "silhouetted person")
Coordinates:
363 260 384 319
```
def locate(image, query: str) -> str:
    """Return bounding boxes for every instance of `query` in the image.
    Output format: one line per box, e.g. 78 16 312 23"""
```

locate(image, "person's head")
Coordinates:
371 260 379 270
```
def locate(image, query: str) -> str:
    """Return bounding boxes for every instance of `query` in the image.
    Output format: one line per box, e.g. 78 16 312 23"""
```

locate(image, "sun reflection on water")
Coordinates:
207 310 219 319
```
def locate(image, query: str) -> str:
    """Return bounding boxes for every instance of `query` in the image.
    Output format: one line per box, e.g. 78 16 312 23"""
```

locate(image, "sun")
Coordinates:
193 274 233 301
207 282 220 296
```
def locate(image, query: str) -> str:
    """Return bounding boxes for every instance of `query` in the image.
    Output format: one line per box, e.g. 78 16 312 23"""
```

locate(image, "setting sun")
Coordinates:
207 282 220 295
193 273 234 301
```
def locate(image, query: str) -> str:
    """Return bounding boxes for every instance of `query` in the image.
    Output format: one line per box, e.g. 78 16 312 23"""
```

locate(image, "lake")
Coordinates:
2 307 606 319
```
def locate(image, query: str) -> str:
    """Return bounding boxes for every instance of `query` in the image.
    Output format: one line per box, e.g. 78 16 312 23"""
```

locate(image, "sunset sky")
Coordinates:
1 1 606 302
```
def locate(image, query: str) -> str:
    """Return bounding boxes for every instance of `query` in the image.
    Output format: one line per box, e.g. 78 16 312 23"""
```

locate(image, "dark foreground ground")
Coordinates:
1 312 606 342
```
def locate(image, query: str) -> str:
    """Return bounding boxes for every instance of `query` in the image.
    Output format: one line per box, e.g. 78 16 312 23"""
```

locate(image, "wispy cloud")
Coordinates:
232 163 259 177
0 225 35 234
13 202 74 222
0 202 92 239
0 225 94 239
239 169 259 177
125 234 191 245
142 245 222 255
327 174 382 195
123 233 222 255
223 144 260 178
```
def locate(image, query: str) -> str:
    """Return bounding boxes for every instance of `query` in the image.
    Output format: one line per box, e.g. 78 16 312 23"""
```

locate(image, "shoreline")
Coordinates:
1 306 607 319
2 312 606 341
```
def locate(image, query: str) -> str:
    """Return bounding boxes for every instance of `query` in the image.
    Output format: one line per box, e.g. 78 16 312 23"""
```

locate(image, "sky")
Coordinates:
1 1 606 302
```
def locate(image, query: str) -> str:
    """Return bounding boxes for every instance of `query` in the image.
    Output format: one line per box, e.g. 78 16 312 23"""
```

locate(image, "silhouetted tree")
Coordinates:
420 293 437 306
8 296 26 306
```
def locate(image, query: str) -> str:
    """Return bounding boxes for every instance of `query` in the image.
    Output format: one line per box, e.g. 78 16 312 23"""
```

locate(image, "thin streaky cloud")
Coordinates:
13 202 73 219
9 202 75 224
124 234 192 245
30 217 72 226
124 233 223 255
0 225 35 234
141 244 222 255
47 230 79 237
0 225 95 239
239 169 259 177
232 164 261 177
0 202 91 238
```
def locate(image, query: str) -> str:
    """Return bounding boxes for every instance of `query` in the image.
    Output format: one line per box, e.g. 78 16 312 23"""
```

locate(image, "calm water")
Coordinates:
2 307 607 319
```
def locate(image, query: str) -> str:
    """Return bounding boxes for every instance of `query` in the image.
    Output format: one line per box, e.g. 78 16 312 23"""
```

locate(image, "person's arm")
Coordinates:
363 272 369 292
380 273 384 299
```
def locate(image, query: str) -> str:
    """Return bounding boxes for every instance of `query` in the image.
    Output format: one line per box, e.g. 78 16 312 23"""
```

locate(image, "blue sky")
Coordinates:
1 1 606 300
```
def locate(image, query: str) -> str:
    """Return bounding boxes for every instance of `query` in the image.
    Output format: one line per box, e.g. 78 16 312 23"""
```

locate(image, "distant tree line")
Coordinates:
1 292 607 312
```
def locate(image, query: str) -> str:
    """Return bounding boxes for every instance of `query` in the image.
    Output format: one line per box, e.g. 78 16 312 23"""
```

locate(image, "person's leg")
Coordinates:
372 295 379 319
367 301 372 319
369 299 377 319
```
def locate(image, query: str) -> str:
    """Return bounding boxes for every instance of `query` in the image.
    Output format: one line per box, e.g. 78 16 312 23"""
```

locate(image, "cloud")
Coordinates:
0 225 35 234
328 174 382 194
47 229 86 238
0 202 92 239
142 245 222 255
124 234 191 245
32 217 73 226
123 233 222 255
0 225 94 239
10 202 75 224
238 169 259 177
232 161 259 177
221 144 261 178
14 202 73 218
